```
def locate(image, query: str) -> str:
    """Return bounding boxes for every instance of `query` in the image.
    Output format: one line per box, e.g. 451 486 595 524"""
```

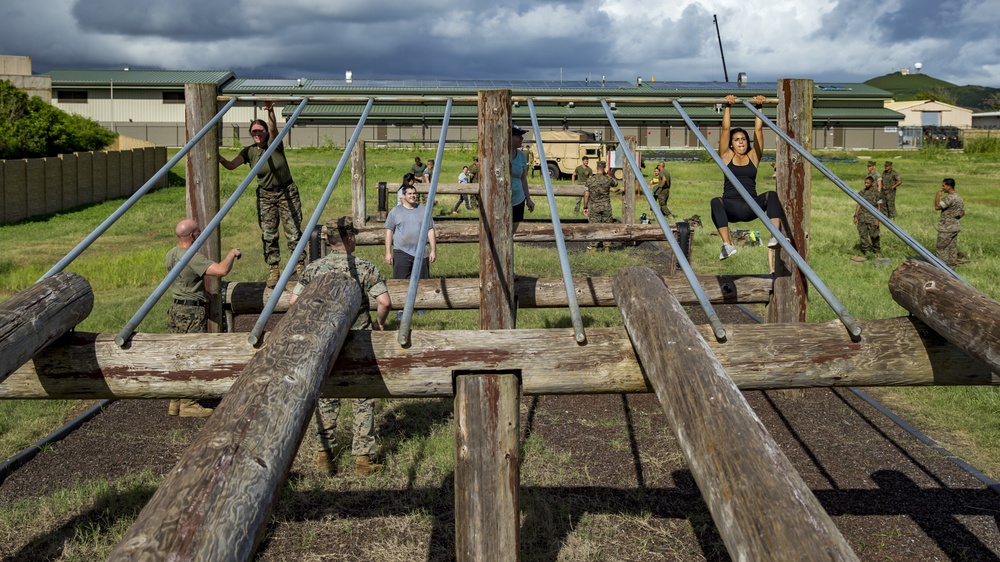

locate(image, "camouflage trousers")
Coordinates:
257 183 304 267
936 230 959 266
574 196 584 214
857 221 880 253
167 303 206 334
654 187 672 218
883 188 896 219
588 204 613 248
314 398 376 456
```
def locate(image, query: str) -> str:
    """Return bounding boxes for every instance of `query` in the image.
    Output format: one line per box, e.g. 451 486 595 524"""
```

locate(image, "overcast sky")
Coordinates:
2 0 998 88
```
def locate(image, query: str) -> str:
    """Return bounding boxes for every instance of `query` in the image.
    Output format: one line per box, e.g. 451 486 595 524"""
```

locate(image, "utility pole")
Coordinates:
713 15 729 83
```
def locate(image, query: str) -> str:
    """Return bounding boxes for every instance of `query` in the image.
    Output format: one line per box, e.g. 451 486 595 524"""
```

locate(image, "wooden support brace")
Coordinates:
0 272 93 384
353 222 682 245
108 274 361 562
6 318 996 400
614 266 858 561
889 258 1000 373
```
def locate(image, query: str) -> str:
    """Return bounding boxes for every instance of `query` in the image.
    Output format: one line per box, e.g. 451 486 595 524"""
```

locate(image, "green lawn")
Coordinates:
1 145 999 478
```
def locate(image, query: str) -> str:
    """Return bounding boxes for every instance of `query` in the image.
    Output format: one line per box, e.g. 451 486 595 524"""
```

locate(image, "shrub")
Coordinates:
0 80 117 159
964 137 1000 154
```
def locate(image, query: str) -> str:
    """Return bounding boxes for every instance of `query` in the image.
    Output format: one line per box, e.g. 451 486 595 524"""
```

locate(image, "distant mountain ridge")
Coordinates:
865 72 999 112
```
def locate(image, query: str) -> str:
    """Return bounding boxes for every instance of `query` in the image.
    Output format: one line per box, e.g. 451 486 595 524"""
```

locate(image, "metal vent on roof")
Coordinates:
818 85 853 91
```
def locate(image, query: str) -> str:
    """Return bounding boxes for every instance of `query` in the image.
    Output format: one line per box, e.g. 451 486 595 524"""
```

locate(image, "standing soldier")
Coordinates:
882 161 902 219
572 156 594 215
219 102 304 288
934 178 966 267
583 161 620 251
653 163 673 220
165 219 241 417
290 217 391 476
468 156 480 209
865 160 883 192
851 176 882 261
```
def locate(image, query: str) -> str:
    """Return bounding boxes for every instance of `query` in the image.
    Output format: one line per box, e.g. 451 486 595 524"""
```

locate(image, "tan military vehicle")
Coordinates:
523 130 637 181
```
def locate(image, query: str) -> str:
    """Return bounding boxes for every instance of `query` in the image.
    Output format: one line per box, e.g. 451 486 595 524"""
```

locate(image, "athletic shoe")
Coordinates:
768 236 781 248
719 243 738 260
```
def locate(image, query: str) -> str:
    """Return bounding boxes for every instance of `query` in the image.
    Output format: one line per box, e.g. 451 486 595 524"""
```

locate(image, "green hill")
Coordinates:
865 72 999 111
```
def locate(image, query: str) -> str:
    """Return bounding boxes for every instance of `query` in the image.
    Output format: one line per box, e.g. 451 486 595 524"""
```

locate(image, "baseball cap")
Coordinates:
868 160 876 166
885 161 893 166
327 216 359 236
511 124 528 136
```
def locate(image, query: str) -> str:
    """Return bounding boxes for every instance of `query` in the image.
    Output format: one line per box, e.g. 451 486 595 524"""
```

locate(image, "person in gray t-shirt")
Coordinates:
385 184 437 279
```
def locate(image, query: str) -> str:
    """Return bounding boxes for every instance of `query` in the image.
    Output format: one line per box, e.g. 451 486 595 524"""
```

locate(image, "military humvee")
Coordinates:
523 130 638 181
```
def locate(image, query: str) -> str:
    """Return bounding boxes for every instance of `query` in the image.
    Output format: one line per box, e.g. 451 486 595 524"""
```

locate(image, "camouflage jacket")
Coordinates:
882 169 901 190
293 251 388 329
585 174 618 209
857 186 882 223
937 192 965 233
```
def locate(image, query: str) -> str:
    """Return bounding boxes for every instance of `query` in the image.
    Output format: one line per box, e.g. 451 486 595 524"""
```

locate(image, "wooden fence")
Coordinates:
0 147 168 225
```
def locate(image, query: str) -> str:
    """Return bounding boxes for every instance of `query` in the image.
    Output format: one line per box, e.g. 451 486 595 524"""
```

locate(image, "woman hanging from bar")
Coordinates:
710 94 784 261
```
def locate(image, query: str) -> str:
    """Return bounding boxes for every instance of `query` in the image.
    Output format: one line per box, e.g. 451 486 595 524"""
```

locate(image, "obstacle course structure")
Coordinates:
2 81 999 561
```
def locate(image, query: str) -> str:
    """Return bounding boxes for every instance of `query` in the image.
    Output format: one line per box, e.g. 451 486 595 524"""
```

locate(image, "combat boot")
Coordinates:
168 400 180 416
178 399 214 418
266 266 280 289
315 449 337 475
355 454 383 476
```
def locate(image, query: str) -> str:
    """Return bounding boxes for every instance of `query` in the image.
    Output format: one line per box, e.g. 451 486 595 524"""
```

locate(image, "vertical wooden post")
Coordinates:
455 89 521 562
185 83 222 333
478 90 515 329
622 135 637 225
351 140 366 225
455 373 520 562
767 78 812 324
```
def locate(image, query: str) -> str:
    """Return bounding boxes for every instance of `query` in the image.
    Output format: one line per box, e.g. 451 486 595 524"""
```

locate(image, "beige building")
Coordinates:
1 55 52 101
885 100 973 128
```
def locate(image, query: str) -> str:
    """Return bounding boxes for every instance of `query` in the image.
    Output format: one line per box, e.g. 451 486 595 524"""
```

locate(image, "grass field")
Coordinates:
1 144 999 557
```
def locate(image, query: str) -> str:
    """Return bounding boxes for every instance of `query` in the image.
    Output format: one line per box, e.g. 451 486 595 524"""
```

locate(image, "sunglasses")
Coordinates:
250 129 267 135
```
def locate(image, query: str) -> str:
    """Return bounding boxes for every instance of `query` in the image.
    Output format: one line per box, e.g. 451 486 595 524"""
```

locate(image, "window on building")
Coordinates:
58 90 88 103
162 91 185 104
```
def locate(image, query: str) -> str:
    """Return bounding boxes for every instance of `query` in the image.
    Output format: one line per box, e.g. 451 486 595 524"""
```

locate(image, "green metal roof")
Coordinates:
47 69 235 88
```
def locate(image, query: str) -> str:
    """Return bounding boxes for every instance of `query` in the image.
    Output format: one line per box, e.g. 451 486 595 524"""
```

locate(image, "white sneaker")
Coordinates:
719 243 738 260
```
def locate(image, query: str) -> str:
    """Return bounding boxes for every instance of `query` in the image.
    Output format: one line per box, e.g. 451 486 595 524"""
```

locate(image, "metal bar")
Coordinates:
115 99 309 347
741 100 967 285
41 98 238 281
218 95 778 105
528 99 586 344
672 100 862 339
602 100 727 340
397 98 453 346
247 98 376 346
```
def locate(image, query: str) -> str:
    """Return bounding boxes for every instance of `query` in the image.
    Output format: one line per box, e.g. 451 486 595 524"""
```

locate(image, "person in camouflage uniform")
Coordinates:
290 216 391 476
572 156 594 215
881 161 902 219
653 163 673 220
852 176 883 259
165 219 241 417
934 178 966 267
583 161 620 250
468 156 480 210
865 160 883 192
219 102 304 289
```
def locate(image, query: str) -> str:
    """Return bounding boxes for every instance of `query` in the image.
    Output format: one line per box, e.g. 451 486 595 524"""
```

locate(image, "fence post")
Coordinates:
185 82 223 333
622 135 637 224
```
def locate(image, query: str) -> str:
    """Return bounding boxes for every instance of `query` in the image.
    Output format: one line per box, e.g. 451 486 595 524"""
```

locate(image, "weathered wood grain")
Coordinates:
455 373 520 562
889 258 1000 373
224 273 772 314
614 266 858 561
0 272 93 384
354 222 680 245
479 90 515 331
7 317 996 400
108 274 361 562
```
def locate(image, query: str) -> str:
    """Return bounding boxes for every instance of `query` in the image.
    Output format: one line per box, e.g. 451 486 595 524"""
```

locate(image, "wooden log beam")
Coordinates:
224 274 773 314
613 266 858 561
0 272 93 384
8 317 996 400
407 182 588 196
889 258 1000 373
354 222 678 245
109 274 361 561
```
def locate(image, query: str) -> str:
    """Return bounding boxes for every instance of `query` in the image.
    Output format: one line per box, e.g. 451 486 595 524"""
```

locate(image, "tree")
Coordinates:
0 80 117 159
915 86 957 105
987 92 1000 112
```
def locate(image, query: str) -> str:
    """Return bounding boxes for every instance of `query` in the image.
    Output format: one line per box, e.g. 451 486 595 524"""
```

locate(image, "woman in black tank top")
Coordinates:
710 94 785 264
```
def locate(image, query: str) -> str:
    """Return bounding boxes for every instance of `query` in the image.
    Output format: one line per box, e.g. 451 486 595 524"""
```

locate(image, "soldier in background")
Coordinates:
290 216 391 476
934 178 966 267
583 161 620 251
653 162 673 220
165 219 241 417
468 156 480 210
882 161 902 219
865 160 883 192
571 156 594 215
851 176 882 261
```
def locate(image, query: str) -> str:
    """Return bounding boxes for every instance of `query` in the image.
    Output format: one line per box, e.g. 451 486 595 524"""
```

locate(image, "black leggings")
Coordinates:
710 191 782 229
